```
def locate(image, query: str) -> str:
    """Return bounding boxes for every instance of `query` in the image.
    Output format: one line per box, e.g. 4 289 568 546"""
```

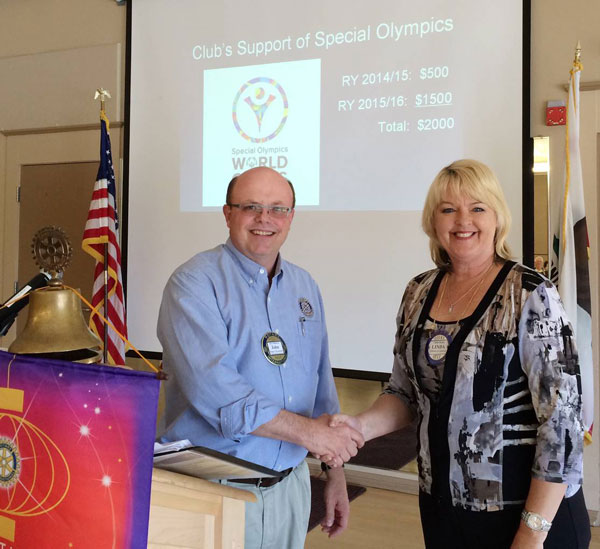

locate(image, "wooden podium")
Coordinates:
148 467 256 549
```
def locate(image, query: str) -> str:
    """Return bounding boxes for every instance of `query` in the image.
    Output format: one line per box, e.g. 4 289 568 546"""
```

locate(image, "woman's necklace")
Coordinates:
425 261 494 366
440 262 495 313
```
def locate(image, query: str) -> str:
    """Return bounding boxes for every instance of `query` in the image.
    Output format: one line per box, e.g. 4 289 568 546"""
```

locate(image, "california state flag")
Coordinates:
557 57 594 443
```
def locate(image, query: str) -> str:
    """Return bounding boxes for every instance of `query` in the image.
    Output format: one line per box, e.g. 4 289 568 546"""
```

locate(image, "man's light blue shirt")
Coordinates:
157 239 339 471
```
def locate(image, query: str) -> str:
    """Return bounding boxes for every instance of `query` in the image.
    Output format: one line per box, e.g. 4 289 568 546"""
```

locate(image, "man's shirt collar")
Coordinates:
224 238 284 285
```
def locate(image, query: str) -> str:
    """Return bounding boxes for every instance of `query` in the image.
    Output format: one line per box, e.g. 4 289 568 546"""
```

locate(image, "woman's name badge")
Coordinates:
425 330 452 365
261 332 288 366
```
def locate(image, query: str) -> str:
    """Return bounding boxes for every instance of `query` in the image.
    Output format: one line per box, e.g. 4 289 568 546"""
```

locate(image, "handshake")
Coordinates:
309 413 364 468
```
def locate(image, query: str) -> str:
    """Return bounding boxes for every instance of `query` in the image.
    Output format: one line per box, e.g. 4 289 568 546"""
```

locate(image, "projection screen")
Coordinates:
126 0 526 375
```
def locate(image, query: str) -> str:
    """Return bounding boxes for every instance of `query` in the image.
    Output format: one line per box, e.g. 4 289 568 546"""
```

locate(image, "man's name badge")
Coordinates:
425 330 452 365
261 332 288 366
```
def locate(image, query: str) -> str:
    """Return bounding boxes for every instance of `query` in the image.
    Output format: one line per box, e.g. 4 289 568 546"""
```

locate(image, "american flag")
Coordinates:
82 111 127 365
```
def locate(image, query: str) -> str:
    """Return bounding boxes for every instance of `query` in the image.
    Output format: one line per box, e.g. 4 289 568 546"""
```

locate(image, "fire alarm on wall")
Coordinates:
546 100 566 126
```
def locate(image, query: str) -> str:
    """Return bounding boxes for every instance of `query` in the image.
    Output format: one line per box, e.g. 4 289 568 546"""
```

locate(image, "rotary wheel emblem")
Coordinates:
31 226 73 275
0 437 21 488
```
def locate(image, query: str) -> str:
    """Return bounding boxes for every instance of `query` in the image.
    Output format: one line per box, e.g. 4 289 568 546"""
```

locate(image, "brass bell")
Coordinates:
8 285 103 364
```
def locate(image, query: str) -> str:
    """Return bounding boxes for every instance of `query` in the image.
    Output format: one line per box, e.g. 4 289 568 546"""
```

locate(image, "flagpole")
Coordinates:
103 243 109 363
101 95 108 364
95 88 111 364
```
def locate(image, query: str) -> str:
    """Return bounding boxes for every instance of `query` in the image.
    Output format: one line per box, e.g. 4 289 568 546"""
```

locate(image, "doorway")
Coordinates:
17 162 99 332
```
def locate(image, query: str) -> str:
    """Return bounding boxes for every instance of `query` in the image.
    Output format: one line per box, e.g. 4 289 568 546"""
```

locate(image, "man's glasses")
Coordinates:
228 203 293 219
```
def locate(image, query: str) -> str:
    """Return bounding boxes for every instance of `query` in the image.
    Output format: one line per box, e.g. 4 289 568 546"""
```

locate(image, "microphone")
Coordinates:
0 272 51 336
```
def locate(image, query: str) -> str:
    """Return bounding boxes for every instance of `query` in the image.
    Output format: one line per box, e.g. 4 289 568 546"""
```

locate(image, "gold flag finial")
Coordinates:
94 88 112 112
574 41 581 64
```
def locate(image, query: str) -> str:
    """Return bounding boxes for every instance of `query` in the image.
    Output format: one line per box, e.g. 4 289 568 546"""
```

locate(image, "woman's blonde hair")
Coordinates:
421 159 512 268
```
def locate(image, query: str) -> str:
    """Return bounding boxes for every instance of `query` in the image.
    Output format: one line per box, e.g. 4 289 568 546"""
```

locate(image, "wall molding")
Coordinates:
306 457 419 494
1 121 123 137
562 81 600 92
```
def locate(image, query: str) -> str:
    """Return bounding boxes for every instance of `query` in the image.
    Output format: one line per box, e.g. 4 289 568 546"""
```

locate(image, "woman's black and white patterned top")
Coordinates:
386 261 584 511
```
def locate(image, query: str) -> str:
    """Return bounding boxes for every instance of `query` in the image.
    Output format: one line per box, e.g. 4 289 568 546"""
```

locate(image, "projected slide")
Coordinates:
128 0 524 373
163 1 521 212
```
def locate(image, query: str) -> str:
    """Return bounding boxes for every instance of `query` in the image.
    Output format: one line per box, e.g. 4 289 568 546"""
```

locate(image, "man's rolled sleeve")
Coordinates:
220 398 282 441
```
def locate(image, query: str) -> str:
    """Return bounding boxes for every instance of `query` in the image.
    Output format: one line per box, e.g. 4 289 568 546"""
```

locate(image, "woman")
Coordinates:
329 160 590 548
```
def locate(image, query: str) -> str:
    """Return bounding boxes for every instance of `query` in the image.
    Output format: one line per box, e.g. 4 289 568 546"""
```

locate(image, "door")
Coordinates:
17 162 99 333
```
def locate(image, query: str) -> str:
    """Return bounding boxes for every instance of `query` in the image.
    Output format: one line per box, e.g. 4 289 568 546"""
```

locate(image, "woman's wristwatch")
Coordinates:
521 510 552 532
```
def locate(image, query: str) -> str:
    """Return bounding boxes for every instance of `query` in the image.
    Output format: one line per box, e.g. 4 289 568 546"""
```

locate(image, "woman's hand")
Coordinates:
316 414 364 467
329 413 363 433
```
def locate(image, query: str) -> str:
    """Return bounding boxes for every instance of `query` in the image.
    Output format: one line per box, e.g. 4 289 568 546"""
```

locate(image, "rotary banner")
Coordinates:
0 350 159 548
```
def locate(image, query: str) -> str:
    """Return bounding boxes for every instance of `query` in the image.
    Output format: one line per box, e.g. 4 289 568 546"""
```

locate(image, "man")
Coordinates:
157 167 363 548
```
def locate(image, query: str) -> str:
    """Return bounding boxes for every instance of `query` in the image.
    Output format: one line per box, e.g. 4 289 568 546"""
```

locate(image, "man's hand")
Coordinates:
320 466 350 538
306 414 364 464
317 413 364 467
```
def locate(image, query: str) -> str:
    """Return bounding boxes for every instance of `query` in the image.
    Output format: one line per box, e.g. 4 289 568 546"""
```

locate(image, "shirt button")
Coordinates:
288 396 293 403
249 279 253 284
275 329 279 334
259 268 265 274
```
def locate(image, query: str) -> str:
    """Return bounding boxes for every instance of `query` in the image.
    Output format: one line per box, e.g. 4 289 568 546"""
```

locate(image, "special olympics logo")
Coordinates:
0 437 20 488
232 77 288 143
